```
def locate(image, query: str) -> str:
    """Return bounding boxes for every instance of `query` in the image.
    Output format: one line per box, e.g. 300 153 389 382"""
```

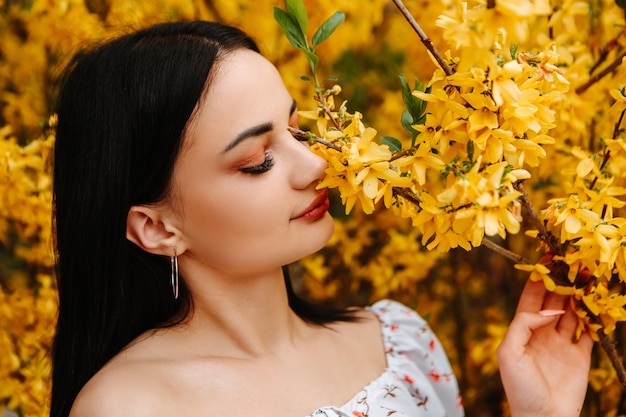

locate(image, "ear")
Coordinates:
126 205 186 256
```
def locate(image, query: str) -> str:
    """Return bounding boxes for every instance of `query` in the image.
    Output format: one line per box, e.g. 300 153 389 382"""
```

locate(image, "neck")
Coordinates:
174 260 309 359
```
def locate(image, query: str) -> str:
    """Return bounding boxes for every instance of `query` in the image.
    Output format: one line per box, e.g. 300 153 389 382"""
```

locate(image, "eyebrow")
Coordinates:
222 99 297 153
221 122 273 153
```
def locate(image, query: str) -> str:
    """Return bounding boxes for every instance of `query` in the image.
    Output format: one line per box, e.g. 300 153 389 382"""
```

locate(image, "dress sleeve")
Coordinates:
369 299 464 416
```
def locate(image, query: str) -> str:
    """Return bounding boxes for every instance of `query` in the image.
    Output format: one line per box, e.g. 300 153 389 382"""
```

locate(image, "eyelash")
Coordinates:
239 152 275 175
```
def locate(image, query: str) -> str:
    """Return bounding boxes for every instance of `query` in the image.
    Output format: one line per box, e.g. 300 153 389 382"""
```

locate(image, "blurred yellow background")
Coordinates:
1 1 625 416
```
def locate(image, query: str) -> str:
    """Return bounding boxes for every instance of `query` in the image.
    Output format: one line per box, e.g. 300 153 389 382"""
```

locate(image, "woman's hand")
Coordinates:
497 280 594 417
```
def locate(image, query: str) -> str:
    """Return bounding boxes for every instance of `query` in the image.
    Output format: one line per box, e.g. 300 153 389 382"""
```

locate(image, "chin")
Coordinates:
293 214 335 260
318 212 335 240
310 214 336 251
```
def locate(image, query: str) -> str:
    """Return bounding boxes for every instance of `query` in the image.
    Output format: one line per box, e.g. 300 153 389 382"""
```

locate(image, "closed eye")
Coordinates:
239 152 275 175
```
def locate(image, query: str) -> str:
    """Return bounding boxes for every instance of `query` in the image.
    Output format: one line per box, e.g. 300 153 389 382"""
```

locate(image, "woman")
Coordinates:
51 20 592 417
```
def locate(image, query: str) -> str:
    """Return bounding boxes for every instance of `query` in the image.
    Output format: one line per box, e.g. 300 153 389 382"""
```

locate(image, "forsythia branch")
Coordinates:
598 328 626 391
588 150 611 190
613 109 626 139
575 49 626 95
480 238 530 264
288 127 342 151
390 0 454 76
392 187 422 209
314 94 343 131
588 30 625 75
513 181 561 256
389 146 418 162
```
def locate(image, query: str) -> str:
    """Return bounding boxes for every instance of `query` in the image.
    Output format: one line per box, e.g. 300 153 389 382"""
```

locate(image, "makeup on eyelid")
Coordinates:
239 152 274 174
232 120 300 175
229 137 270 171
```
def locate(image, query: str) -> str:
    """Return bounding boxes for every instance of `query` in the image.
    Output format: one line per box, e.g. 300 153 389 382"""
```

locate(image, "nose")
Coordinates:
283 132 328 190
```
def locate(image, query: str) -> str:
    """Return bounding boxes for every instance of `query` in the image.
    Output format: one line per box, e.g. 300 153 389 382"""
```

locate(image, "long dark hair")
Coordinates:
51 20 356 417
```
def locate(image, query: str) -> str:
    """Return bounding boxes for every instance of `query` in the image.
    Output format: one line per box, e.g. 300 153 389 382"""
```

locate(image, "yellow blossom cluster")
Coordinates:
312 111 413 215
0 274 56 417
0 123 54 266
0 112 55 415
288 1 626 410
436 0 552 71
305 41 566 253
520 137 626 339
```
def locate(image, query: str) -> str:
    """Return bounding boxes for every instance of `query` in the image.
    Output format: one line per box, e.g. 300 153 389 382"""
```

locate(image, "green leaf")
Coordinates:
285 0 309 38
312 11 345 46
273 7 306 49
301 48 319 65
401 109 419 146
399 74 428 121
467 140 475 162
399 74 413 110
300 75 311 81
401 110 415 134
413 79 428 116
381 136 403 152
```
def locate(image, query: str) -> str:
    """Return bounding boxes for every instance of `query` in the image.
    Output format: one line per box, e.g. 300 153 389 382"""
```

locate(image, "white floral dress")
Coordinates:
310 299 464 417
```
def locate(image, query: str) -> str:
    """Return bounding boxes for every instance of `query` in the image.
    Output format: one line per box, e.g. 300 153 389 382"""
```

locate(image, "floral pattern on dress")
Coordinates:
310 299 464 417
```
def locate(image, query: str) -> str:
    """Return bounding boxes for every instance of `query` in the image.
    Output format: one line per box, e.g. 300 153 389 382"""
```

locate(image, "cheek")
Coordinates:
178 192 334 274
182 207 293 274
181 187 288 251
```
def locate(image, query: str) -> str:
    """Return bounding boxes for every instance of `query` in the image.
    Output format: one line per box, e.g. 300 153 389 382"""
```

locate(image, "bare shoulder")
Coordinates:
69 358 167 417
327 306 385 357
330 305 381 335
68 329 191 417
68 329 232 417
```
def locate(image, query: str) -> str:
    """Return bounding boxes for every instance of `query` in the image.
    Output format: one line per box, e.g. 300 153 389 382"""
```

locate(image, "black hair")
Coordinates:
51 20 357 417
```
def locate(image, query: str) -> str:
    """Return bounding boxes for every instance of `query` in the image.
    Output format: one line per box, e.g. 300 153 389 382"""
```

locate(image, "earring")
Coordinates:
170 247 179 299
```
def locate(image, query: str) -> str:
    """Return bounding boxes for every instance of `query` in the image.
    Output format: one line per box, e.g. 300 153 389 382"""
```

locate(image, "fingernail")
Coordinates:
539 309 565 317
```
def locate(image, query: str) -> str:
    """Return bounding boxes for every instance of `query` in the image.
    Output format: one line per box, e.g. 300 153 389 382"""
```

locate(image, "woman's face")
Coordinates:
168 49 334 276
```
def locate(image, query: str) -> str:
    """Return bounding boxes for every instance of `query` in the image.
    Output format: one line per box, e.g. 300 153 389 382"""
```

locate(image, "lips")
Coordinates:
293 189 330 221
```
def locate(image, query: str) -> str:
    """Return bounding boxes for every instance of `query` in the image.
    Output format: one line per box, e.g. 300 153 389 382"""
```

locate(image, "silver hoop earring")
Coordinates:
170 248 179 299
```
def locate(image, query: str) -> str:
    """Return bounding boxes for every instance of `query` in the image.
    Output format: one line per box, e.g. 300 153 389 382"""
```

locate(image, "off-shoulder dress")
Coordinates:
310 299 464 417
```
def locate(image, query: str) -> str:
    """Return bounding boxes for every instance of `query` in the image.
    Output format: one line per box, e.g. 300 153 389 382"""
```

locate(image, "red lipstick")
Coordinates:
293 190 330 221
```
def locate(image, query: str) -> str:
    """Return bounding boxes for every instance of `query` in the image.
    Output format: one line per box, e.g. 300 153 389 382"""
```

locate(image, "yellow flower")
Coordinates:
505 135 552 167
467 106 499 133
316 126 411 214
549 195 601 241
518 44 570 92
394 143 445 186
581 283 626 334
584 179 626 218
500 89 543 134
460 161 522 239
491 60 523 106
515 263 557 291
475 190 522 238
609 86 626 118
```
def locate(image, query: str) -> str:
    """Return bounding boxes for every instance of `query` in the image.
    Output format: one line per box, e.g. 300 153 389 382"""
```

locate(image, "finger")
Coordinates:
498 311 564 355
541 290 567 312
516 280 548 314
556 300 578 335
577 330 595 355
